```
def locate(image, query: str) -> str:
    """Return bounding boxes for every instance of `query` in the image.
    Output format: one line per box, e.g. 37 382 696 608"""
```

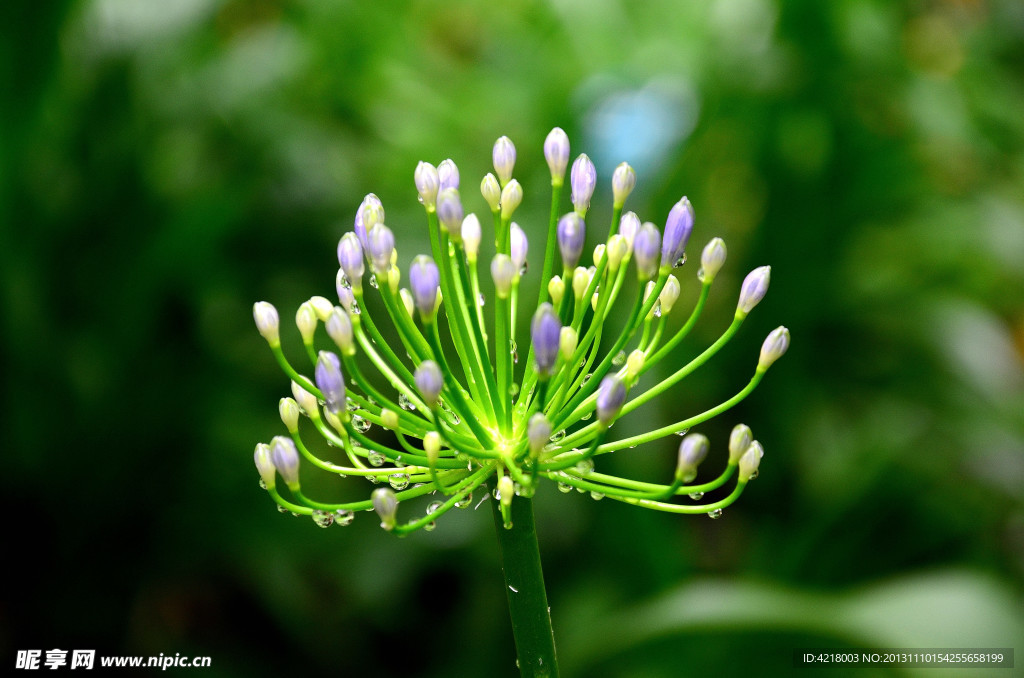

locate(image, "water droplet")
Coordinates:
674 253 687 268
492 487 501 500
346 398 359 412
368 274 379 289
339 274 352 290
557 482 573 493
590 491 604 501
258 478 267 490
612 351 626 366
519 262 528 276
276 504 289 513
574 459 594 475
748 469 759 480
580 411 592 421
389 473 410 490
653 301 662 318
455 491 473 509
508 383 520 397
675 428 690 437
350 300 362 315
581 372 592 385
426 501 443 515
697 267 706 283
510 339 518 364
424 521 437 531
398 393 415 411
478 292 486 307
550 429 566 442
368 451 386 467
448 241 456 255
576 486 586 493
351 415 371 433
688 491 705 500
707 508 724 519
312 510 335 528
334 509 355 526
290 511 300 517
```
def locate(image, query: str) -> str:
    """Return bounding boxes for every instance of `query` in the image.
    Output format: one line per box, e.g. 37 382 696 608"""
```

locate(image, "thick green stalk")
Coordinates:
488 478 559 678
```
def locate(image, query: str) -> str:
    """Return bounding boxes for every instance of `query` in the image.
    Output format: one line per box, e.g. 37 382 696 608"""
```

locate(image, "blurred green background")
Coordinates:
3 0 1024 676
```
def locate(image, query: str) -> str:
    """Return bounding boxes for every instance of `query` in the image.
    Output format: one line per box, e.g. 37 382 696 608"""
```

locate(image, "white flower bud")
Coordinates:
462 214 482 263
548 275 565 306
481 173 501 212
559 326 578 361
381 408 399 430
739 440 764 482
296 301 317 345
372 488 398 531
253 301 280 346
606 235 628 272
659 275 680 314
728 424 753 465
308 296 334 322
291 381 320 419
498 474 515 508
500 179 523 221
400 288 415 318
424 431 441 465
700 237 727 283
572 266 589 301
758 326 790 372
279 397 300 433
625 349 645 379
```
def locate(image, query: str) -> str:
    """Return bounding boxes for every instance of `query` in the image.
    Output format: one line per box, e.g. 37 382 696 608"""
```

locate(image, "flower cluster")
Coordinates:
252 129 789 534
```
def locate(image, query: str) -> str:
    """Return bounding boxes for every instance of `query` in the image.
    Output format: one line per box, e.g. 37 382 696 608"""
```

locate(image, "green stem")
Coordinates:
488 479 559 678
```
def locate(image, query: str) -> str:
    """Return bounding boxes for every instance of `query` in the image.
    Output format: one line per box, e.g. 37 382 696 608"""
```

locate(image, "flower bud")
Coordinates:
291 381 320 419
758 326 790 372
728 424 753 465
409 255 441 318
415 161 439 208
572 266 590 302
253 301 280 346
559 326 577 361
400 287 415 318
739 440 764 482
661 197 694 268
309 295 333 322
493 136 516 185
676 433 710 483
438 158 460 192
381 408 399 430
611 162 636 207
606 235 628 271
424 430 441 465
271 435 301 491
326 307 355 355
528 413 552 457
366 223 395 275
593 243 606 268
500 179 523 221
336 270 355 310
481 173 501 212
737 266 771 315
625 349 645 379
491 254 516 299
296 301 317 345
548 275 565 306
659 275 681 314
498 474 515 508
596 375 627 427
279 397 300 433
544 127 570 185
700 237 727 283
372 487 398 531
510 223 528 274
414 360 444 409
633 223 661 279
557 212 586 269
358 193 385 235
619 211 640 250
570 154 597 214
315 351 346 414
462 214 482 263
531 303 561 377
254 443 276 489
336 232 365 292
436 187 465 242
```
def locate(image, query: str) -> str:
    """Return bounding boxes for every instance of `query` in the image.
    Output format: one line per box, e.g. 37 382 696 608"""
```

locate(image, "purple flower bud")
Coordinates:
491 253 516 298
596 375 627 427
337 233 365 289
758 326 790 372
557 212 586 269
414 360 444 409
326 307 354 354
661 197 695 268
366 223 395 274
253 301 280 345
356 193 384 249
271 435 300 490
611 162 636 207
254 443 276 489
493 136 516 185
676 433 710 483
737 266 771 315
438 158 460 192
633 222 662 279
618 211 640 250
436 188 464 241
700 237 727 283
570 154 597 213
728 424 753 465
510 223 528 273
531 303 562 377
373 487 398 530
409 255 440 317
544 127 570 184
415 161 439 207
528 412 552 456
315 351 346 413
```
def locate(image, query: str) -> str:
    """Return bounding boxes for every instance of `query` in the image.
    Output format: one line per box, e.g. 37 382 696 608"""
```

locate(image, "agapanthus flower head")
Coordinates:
570 154 597 214
251 129 787 538
438 158 460 192
557 212 586 269
544 127 570 185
